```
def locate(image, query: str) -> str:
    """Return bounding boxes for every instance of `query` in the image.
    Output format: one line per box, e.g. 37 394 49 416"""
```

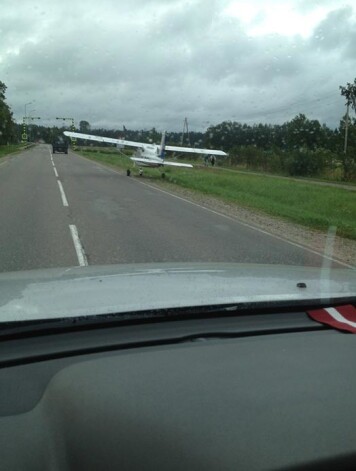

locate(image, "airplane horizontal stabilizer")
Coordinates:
161 161 193 168
130 157 193 168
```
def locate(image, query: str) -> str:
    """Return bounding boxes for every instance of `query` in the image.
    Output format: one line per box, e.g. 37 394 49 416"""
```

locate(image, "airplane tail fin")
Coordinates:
159 131 166 159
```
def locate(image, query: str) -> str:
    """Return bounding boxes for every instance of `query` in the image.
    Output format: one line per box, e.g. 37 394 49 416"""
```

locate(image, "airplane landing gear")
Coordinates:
139 168 143 176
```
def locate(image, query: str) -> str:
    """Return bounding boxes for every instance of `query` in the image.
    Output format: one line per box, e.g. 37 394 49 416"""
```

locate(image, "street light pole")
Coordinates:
24 101 32 118
26 115 41 143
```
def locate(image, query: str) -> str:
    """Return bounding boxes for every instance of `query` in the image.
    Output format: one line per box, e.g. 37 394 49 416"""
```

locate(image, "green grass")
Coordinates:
166 168 356 239
76 149 356 240
0 144 31 159
78 149 132 169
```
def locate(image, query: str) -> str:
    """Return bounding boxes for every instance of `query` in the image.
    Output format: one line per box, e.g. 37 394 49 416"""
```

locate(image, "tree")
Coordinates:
79 120 91 133
286 114 323 151
0 81 16 144
0 81 6 101
340 79 356 111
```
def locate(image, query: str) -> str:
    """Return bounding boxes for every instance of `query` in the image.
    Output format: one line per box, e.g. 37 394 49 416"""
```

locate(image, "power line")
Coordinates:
234 92 342 122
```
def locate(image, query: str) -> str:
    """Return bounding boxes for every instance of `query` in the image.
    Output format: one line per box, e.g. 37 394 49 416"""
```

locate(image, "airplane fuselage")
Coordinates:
131 146 164 167
130 157 163 168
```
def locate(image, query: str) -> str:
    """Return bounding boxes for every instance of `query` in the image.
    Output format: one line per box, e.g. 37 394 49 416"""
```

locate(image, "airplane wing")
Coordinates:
64 131 227 156
165 144 227 156
63 131 145 149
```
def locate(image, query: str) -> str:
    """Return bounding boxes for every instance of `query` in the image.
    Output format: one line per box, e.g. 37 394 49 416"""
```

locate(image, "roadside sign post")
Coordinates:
21 116 40 143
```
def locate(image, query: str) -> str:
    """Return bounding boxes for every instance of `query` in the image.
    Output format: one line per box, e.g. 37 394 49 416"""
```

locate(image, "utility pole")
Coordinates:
24 101 33 118
340 79 356 154
344 102 350 155
340 79 356 180
181 117 190 146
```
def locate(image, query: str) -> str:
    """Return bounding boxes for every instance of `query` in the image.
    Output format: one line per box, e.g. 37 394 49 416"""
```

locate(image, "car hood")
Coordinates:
0 263 355 322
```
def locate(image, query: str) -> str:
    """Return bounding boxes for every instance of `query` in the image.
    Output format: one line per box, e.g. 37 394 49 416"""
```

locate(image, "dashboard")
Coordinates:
0 309 355 470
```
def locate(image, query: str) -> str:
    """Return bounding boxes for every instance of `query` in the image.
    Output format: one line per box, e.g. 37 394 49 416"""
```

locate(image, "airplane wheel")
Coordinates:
127 169 131 176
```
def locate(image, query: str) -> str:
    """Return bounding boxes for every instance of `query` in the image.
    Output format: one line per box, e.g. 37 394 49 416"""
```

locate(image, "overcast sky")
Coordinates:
1 0 356 132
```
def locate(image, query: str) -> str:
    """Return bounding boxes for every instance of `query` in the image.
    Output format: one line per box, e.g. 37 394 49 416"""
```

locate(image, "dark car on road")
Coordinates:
52 137 68 154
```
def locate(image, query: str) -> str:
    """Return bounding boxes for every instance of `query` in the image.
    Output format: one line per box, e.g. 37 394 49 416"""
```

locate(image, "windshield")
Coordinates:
0 0 355 320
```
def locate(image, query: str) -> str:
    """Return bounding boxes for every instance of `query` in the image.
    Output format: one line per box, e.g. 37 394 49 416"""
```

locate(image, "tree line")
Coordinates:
205 113 356 180
2 77 355 180
14 112 356 181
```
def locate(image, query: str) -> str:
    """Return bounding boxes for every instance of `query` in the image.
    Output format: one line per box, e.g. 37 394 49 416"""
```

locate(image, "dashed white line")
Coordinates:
69 225 88 266
49 146 87 267
57 180 69 207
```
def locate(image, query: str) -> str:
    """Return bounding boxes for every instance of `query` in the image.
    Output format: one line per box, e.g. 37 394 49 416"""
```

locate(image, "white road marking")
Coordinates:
72 153 353 269
53 167 59 178
57 180 69 207
69 225 88 266
49 148 54 166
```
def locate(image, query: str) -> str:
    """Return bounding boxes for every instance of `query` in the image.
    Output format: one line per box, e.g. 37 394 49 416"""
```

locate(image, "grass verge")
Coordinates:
0 144 34 159
76 149 356 240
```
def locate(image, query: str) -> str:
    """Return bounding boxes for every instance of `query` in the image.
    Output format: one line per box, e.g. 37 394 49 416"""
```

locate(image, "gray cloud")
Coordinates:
1 0 355 131
311 6 355 51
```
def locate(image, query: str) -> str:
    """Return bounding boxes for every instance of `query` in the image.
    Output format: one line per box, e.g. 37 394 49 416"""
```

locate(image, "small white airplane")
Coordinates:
63 130 227 177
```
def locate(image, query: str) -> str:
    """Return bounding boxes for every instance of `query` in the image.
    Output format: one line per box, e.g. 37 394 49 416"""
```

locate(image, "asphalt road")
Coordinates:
0 144 346 273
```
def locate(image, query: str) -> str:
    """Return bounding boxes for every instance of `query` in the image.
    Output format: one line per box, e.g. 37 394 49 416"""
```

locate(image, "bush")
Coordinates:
285 149 326 177
339 147 356 181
